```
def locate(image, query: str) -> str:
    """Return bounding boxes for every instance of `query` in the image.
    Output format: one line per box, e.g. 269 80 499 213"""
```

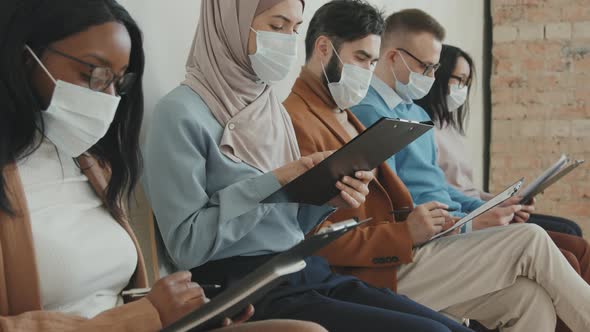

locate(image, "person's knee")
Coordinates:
237 320 328 332
564 223 583 237
516 223 551 244
413 320 452 332
375 318 452 332
284 321 328 332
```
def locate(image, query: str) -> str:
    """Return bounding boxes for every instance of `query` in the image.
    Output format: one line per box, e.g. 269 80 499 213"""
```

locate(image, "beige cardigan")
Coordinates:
0 156 162 331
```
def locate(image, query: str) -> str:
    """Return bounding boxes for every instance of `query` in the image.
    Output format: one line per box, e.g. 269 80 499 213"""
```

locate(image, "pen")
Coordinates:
391 207 458 215
391 207 458 222
122 284 222 299
201 284 222 292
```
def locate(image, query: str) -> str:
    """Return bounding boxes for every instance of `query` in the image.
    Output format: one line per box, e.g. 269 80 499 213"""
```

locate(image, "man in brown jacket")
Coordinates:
283 3 590 332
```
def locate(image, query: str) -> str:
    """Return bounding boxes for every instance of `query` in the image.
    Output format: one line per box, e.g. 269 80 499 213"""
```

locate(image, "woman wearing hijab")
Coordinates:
143 0 475 331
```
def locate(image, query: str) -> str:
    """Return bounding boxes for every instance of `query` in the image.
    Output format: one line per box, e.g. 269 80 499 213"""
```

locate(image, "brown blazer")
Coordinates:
0 156 161 331
284 69 415 291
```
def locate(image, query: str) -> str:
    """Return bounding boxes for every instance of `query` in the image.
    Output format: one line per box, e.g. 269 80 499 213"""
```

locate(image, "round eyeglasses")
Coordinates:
450 75 471 89
46 47 136 96
397 48 441 76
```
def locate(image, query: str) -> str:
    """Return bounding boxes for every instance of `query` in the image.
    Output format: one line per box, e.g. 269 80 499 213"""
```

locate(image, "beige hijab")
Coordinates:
183 0 301 173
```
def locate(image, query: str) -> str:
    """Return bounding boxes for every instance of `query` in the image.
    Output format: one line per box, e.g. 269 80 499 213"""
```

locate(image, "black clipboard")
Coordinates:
262 118 433 205
161 219 366 332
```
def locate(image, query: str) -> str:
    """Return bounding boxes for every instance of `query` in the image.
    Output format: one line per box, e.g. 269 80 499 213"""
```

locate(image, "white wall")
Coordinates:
118 0 485 189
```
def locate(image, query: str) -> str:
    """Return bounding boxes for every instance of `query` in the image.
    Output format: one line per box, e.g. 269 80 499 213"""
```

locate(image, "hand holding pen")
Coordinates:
126 272 254 328
124 271 209 328
394 202 456 246
392 206 457 221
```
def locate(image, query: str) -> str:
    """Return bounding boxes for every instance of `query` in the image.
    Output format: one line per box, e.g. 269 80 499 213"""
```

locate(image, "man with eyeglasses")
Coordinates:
352 8 530 233
345 8 588 331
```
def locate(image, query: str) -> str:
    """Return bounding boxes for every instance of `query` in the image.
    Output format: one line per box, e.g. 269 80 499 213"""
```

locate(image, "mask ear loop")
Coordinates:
248 27 266 85
25 45 57 84
397 51 412 71
24 46 63 157
391 51 414 85
390 52 401 84
321 40 344 84
328 40 344 64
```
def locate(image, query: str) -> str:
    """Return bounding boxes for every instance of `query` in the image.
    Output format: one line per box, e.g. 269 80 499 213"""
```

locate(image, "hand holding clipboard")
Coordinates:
273 151 376 209
264 118 434 205
518 156 585 205
162 219 366 332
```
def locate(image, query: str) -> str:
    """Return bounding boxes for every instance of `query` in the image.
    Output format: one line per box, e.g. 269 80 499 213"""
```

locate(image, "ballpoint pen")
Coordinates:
391 207 457 221
122 284 222 299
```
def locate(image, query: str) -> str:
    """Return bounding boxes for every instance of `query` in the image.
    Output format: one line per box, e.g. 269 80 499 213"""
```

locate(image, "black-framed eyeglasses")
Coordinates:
46 47 136 96
397 48 440 76
450 74 471 89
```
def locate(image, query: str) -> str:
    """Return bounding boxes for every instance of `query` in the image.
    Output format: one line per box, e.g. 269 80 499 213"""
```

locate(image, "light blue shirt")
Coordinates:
351 78 485 221
142 85 334 270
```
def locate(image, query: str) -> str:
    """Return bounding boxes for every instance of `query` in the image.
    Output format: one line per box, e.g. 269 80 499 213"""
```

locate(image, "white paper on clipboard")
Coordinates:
518 154 569 202
428 178 524 242
519 157 585 204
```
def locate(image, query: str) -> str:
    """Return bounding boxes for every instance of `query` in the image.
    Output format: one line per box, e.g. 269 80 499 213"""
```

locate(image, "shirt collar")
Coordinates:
371 76 411 110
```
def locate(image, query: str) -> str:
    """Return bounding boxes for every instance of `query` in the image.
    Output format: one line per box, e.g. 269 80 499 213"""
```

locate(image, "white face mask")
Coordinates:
391 53 435 102
26 45 120 158
322 42 373 110
249 28 298 84
447 84 468 112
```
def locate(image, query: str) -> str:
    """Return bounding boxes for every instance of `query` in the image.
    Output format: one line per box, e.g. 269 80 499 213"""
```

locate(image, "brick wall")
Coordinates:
490 0 590 239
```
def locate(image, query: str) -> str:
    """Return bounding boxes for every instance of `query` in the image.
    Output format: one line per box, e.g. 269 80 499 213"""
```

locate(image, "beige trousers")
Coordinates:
397 224 590 332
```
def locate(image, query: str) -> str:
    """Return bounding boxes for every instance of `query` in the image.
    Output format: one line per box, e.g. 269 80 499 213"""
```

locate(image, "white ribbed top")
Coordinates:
18 140 137 318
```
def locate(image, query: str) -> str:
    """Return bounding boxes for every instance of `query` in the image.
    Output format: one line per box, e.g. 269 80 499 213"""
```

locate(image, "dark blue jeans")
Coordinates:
529 213 583 237
192 255 472 332
260 277 472 332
